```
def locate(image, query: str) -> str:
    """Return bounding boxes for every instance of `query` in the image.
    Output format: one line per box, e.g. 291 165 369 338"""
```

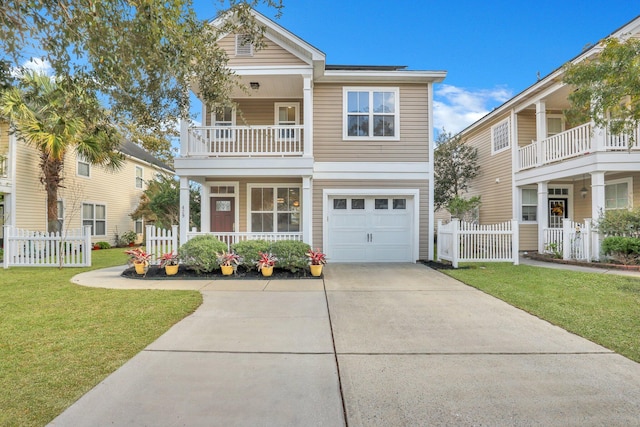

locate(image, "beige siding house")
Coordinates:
0 121 173 247
458 16 640 259
176 9 445 262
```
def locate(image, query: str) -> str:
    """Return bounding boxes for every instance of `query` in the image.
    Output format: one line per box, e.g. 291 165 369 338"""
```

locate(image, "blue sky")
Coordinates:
193 0 640 133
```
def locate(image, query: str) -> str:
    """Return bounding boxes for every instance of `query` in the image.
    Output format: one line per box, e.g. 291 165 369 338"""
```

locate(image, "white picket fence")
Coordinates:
543 218 594 261
3 225 92 268
437 219 519 268
146 225 179 265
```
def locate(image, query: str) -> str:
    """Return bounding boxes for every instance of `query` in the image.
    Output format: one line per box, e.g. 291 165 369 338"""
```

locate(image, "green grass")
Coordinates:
443 263 640 363
0 249 202 427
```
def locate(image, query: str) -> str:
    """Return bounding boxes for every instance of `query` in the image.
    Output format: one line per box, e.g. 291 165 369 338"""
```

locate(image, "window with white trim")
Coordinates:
77 156 90 177
344 87 399 140
235 34 253 56
82 203 106 236
134 218 143 234
249 186 301 233
521 188 537 222
605 178 632 210
135 166 144 189
491 118 511 154
57 200 64 231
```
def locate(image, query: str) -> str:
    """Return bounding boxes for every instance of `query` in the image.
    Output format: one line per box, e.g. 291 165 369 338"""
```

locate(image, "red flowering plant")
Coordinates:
158 252 179 267
256 251 278 271
125 247 151 265
306 248 327 265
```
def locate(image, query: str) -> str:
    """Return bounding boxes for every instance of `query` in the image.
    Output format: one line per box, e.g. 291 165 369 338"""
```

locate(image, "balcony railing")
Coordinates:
185 125 304 157
518 123 640 170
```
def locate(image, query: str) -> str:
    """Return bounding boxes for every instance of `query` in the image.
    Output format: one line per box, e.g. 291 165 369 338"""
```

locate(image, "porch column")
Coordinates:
303 76 313 158
302 176 312 247
535 101 547 142
590 171 605 260
537 181 549 253
179 118 189 157
200 182 210 233
179 176 190 246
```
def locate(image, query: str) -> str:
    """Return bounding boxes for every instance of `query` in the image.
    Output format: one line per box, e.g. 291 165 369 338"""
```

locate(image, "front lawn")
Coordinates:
442 263 640 363
0 249 202 427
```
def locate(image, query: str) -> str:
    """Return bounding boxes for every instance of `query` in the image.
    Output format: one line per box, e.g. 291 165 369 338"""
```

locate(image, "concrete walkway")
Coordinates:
50 264 640 426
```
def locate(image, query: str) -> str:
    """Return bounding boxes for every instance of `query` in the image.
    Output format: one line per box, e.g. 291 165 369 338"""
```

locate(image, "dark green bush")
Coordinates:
601 236 640 265
270 240 311 273
596 208 640 237
96 241 111 249
231 240 270 270
178 235 228 273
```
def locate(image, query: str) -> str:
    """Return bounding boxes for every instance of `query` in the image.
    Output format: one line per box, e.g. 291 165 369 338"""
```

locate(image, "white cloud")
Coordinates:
433 84 513 134
12 58 53 77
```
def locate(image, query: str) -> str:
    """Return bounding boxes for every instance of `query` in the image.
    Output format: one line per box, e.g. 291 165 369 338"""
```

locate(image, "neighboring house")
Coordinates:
0 120 174 247
175 9 446 262
457 16 640 259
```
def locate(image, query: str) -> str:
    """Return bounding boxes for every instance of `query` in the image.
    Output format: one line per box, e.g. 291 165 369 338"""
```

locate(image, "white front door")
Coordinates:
327 196 414 262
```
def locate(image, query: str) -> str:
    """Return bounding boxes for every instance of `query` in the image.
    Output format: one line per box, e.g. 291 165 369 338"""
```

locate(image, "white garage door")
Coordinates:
327 195 414 262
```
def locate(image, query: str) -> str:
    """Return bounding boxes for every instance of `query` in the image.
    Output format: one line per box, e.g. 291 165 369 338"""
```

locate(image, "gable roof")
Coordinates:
459 15 640 136
119 140 173 173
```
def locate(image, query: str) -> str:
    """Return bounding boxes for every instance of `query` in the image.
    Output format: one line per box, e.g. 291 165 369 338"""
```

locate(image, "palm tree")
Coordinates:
0 70 124 232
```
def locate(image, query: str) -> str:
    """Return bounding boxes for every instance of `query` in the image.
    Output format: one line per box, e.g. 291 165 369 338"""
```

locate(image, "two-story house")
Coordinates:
175 9 445 263
0 120 173 247
457 16 640 260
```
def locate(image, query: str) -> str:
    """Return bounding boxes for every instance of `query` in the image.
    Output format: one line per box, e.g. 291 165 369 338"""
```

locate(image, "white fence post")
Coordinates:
451 219 460 269
172 224 179 251
3 225 9 269
562 218 571 260
584 219 592 262
512 219 519 265
436 220 442 263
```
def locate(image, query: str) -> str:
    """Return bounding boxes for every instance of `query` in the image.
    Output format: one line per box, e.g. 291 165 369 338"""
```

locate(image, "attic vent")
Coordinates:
235 34 253 56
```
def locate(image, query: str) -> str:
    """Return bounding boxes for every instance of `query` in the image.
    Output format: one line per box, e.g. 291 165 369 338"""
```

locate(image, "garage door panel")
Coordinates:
327 195 415 263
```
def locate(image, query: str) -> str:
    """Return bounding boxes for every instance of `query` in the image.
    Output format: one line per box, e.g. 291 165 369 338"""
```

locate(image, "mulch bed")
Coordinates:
121 265 321 280
420 260 466 270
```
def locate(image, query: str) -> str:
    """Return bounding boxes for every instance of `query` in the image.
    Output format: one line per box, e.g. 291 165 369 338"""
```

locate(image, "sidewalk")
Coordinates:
519 255 640 277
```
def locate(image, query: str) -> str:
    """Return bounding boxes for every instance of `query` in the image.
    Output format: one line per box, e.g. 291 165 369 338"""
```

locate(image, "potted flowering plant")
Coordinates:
216 251 243 275
256 252 278 277
125 248 151 274
306 248 327 276
159 252 180 275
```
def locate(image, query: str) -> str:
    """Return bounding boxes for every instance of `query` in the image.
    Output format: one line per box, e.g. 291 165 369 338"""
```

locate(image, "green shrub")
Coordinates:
601 236 640 265
596 208 640 237
178 235 228 273
231 240 270 270
96 241 111 249
270 240 311 273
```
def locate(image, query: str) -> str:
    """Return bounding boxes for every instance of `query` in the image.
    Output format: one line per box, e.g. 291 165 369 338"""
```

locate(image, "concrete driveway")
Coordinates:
51 264 640 426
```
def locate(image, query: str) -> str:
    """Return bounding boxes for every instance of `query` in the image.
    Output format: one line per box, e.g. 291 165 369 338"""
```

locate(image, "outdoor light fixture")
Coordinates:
250 81 260 90
580 174 588 199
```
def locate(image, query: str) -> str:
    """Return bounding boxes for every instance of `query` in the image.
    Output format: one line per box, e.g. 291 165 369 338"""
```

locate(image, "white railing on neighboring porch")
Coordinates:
186 230 303 250
543 218 595 261
3 225 91 268
437 219 519 268
518 123 640 170
186 125 304 157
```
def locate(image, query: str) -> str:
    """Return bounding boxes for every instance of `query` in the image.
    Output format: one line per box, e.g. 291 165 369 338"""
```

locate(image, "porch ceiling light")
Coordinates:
250 81 260 90
580 174 588 199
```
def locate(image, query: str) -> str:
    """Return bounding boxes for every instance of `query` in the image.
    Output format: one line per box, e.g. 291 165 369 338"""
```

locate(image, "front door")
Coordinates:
211 197 235 232
548 199 567 228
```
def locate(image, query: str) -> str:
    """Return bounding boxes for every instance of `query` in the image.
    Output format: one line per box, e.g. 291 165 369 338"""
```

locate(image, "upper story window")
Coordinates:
212 106 235 140
135 166 144 189
491 118 511 154
343 87 399 141
77 156 90 177
235 34 253 56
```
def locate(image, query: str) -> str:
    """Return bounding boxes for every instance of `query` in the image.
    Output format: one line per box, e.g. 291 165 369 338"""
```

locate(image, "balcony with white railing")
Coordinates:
185 125 304 157
518 122 640 171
